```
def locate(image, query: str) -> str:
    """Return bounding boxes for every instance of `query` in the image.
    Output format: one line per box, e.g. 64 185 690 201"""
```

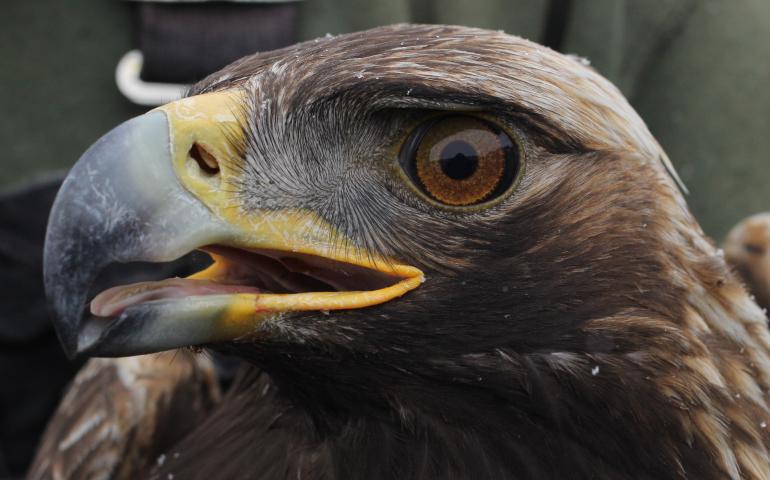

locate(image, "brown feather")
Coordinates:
27 351 219 479
725 213 770 316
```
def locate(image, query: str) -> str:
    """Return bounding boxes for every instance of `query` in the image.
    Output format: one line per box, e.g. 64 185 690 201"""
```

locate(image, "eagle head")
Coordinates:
43 24 770 478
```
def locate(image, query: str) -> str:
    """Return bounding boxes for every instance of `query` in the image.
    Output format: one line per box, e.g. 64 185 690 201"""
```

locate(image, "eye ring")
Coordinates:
398 115 522 208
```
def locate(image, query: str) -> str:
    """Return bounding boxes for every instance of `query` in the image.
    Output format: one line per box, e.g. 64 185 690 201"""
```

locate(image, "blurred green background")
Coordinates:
2 0 769 240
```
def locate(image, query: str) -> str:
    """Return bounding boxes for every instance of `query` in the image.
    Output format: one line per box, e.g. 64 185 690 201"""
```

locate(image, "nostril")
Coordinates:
189 143 220 175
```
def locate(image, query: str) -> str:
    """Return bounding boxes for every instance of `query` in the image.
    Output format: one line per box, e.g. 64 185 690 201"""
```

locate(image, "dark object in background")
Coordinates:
0 176 77 479
136 1 301 84
0 177 64 343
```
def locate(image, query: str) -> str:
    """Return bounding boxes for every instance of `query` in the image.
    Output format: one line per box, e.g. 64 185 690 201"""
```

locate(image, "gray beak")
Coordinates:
44 111 232 358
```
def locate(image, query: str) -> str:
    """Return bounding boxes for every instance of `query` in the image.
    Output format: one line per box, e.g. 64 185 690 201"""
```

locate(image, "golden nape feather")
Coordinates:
27 351 219 480
725 213 770 317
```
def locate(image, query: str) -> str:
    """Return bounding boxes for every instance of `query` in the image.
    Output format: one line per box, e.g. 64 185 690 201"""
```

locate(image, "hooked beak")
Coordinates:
44 91 423 359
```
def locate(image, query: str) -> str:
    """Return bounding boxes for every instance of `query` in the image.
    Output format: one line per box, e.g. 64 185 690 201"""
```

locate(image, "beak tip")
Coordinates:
44 286 87 360
54 328 81 360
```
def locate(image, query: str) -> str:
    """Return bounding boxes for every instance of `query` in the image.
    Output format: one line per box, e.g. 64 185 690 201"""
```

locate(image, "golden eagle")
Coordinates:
32 25 770 479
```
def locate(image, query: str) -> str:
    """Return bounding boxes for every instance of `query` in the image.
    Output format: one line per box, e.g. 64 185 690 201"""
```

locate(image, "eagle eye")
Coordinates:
399 116 521 207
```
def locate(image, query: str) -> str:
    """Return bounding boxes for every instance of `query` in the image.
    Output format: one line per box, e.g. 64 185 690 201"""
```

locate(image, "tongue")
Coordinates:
90 278 260 318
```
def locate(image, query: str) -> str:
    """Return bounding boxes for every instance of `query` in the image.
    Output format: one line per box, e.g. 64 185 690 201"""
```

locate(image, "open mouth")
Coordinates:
90 245 422 319
43 97 426 358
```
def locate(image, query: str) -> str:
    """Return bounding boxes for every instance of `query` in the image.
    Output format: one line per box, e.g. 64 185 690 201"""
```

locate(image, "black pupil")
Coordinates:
439 140 479 180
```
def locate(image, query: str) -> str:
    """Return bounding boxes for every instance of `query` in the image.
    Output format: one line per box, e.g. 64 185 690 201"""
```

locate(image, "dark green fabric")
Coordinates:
1 1 146 188
561 0 770 238
2 0 769 239
630 0 770 239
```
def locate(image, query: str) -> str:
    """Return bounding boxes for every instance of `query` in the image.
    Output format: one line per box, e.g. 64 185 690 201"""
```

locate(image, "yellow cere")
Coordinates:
156 90 247 199
158 92 425 328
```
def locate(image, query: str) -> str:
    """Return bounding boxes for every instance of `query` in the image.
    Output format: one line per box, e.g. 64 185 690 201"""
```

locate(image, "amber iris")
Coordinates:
404 116 518 206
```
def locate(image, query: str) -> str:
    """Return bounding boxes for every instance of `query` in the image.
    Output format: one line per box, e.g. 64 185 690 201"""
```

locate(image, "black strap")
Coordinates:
134 2 302 84
542 0 573 52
